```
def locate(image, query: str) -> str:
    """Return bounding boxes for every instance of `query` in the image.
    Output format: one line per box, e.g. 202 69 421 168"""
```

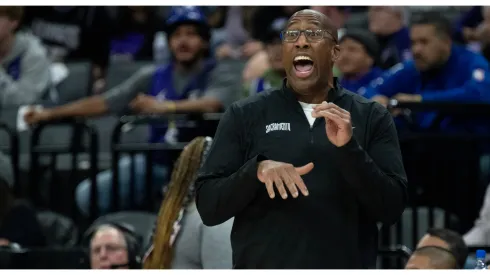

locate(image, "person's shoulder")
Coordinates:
386 61 417 75
16 32 48 61
131 63 159 81
231 87 281 112
456 46 489 69
340 88 391 121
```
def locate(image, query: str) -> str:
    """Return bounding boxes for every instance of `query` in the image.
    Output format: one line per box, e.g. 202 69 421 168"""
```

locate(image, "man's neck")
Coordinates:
0 34 15 60
296 81 333 104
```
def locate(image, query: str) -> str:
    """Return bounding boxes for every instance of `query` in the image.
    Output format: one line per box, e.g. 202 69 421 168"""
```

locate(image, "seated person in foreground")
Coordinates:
365 11 490 129
415 228 468 269
86 223 142 269
405 246 459 269
24 6 237 217
143 137 233 269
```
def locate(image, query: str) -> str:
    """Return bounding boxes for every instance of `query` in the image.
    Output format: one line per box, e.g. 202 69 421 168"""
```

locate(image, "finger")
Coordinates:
327 103 350 115
313 101 329 110
295 162 314 176
272 171 288 199
328 108 350 120
319 110 349 126
264 178 276 199
281 170 299 198
287 168 309 196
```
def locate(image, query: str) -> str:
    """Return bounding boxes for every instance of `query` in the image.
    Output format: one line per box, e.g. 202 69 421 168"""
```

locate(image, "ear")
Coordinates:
331 44 341 63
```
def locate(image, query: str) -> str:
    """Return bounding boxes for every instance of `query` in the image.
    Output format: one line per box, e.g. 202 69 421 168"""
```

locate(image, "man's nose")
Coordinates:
294 32 310 49
99 247 108 258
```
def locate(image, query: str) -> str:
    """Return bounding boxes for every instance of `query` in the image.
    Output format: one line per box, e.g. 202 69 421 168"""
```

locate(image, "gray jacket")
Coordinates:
0 32 51 108
171 202 233 269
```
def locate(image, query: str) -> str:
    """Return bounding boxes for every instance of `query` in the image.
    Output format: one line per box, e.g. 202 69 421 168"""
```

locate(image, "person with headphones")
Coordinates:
143 136 233 269
85 222 143 269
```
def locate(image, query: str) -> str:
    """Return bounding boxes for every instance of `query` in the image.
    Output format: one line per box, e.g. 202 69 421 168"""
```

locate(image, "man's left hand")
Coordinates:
312 102 353 147
393 93 422 103
129 94 163 114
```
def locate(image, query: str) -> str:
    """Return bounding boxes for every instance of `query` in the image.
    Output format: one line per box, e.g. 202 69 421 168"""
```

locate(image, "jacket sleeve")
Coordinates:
363 63 415 99
335 106 408 225
421 63 490 102
196 104 264 226
0 46 50 107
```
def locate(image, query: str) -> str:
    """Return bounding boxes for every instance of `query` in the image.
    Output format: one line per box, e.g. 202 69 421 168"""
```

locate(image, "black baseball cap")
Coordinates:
262 17 288 44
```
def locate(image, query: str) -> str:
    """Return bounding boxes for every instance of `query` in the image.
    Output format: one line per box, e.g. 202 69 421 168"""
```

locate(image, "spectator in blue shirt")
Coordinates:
337 29 383 97
367 11 490 129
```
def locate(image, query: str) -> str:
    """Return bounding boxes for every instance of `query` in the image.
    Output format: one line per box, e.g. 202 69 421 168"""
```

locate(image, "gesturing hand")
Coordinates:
312 101 353 147
257 160 314 199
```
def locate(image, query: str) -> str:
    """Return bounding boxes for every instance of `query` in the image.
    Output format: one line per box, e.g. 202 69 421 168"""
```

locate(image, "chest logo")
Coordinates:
265 122 291 134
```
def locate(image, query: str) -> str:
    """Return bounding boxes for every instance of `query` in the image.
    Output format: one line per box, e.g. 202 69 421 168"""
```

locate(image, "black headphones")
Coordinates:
82 221 143 269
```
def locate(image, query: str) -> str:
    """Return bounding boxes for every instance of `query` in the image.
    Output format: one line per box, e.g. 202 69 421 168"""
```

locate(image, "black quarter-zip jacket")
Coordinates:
195 79 408 269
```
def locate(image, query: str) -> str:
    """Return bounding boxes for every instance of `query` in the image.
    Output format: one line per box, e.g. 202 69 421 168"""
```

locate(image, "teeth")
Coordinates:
294 56 312 62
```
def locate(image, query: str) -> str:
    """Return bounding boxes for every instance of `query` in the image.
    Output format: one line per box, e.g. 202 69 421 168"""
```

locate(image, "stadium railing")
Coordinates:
0 121 20 195
380 101 490 249
108 113 223 213
29 118 99 220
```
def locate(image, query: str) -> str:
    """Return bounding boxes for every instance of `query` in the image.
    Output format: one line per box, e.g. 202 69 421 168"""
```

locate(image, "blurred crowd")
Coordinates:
1 5 490 269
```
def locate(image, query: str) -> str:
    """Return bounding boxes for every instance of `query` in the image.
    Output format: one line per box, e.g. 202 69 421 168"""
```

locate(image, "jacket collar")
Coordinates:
281 77 345 104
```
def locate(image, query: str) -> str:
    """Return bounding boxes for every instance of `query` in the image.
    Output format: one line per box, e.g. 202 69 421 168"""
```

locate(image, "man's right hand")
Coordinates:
257 160 313 199
24 107 52 125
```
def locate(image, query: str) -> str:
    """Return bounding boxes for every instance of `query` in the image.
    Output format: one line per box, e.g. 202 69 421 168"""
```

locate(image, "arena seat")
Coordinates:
104 61 153 92
55 61 93 104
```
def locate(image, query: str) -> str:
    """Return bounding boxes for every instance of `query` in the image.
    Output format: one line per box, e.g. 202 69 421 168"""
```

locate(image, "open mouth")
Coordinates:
293 55 314 78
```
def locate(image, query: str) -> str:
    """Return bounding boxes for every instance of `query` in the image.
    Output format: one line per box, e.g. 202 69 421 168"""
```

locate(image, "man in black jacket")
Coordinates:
195 9 407 269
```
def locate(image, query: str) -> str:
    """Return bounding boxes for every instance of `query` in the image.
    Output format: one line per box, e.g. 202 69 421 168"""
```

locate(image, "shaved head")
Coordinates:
282 8 340 102
406 246 458 269
289 9 338 42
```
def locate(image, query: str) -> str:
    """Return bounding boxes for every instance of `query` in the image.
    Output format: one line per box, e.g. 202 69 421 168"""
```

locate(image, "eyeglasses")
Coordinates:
91 243 127 255
280 29 337 43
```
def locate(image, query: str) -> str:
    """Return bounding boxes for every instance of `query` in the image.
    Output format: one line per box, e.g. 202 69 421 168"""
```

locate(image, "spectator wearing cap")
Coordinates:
337 29 383 97
243 17 287 97
24 6 239 217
